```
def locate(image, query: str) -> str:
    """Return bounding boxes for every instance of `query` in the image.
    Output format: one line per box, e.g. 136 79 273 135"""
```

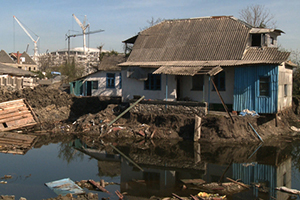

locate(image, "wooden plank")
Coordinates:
0 99 38 131
0 132 36 140
181 179 206 185
0 104 25 112
88 179 110 193
0 113 34 124
0 110 31 120
0 107 28 115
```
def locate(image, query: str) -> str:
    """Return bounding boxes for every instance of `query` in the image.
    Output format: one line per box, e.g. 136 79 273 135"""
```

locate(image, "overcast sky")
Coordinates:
1 0 299 55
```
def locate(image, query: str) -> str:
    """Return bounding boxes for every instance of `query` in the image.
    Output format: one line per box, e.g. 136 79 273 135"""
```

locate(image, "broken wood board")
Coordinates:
181 179 206 185
0 132 37 155
0 99 38 131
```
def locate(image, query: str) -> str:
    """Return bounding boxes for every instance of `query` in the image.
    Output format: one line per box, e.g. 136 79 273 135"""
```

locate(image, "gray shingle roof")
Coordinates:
122 16 290 68
242 47 290 63
0 63 35 76
0 50 15 63
98 54 126 71
127 16 250 62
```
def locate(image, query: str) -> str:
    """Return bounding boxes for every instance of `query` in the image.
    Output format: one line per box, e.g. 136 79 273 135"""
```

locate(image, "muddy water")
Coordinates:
1 136 300 200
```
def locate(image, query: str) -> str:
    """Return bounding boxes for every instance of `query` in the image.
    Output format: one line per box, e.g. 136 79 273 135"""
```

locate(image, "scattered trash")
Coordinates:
291 126 300 132
45 178 85 196
1 175 12 179
239 109 259 117
88 179 110 193
242 162 257 167
197 192 226 199
276 186 300 195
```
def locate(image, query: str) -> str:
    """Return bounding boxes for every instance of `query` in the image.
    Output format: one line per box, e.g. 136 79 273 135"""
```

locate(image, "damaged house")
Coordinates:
0 50 38 89
119 16 295 114
70 53 126 98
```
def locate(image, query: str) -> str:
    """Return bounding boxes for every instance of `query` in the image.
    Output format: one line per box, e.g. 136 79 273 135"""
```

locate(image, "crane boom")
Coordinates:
65 29 104 61
13 16 39 61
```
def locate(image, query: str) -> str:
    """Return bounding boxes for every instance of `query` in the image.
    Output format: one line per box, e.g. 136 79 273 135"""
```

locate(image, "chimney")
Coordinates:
17 51 20 64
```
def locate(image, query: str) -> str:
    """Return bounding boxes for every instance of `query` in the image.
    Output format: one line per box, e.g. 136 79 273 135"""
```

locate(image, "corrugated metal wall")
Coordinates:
233 65 278 113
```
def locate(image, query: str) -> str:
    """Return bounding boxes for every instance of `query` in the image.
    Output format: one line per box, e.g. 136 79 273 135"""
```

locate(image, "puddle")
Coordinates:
0 135 300 200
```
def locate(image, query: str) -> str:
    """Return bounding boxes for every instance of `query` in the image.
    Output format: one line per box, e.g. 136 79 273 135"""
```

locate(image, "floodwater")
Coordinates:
1 135 300 200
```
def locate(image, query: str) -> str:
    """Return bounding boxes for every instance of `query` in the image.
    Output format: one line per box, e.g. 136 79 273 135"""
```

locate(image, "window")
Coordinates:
259 77 270 96
92 81 98 90
212 71 225 91
106 73 115 88
144 74 161 90
284 84 288 97
192 75 204 91
251 34 261 47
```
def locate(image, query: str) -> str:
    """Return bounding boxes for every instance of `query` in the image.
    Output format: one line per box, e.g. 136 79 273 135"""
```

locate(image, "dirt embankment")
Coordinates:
0 85 299 143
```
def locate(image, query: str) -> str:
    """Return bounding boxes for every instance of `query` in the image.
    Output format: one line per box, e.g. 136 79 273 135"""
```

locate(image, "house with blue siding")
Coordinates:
119 16 295 114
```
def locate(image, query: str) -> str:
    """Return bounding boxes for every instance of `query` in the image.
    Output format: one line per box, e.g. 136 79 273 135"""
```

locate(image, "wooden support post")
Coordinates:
194 115 201 141
211 77 234 124
109 144 144 172
107 95 145 127
194 142 201 163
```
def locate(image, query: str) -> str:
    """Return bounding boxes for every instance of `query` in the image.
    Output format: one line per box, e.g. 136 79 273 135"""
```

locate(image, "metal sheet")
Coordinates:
45 178 85 196
233 65 278 113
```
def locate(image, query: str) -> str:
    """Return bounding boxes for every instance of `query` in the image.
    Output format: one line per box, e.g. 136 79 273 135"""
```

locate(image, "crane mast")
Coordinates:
72 14 89 55
13 16 40 62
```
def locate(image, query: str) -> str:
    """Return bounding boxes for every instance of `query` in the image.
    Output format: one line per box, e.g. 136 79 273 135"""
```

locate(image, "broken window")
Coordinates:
212 71 225 91
144 74 161 90
251 34 261 47
259 77 270 96
192 75 204 91
106 73 115 88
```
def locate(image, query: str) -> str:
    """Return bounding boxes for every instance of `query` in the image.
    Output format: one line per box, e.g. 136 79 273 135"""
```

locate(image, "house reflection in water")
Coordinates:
73 139 292 200
232 146 291 200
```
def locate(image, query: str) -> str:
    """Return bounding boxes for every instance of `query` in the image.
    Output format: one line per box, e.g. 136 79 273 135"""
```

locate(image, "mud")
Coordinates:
0 85 298 143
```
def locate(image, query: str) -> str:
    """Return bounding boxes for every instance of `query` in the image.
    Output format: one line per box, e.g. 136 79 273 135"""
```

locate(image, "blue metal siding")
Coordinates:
232 163 276 199
234 65 278 114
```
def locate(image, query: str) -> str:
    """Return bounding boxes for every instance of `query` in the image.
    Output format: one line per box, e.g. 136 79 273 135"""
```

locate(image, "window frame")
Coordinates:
144 74 161 90
92 81 98 90
106 73 115 88
259 76 270 97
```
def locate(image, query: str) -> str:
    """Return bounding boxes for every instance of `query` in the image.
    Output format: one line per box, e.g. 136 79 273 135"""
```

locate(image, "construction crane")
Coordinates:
13 16 40 62
72 14 90 55
65 29 104 61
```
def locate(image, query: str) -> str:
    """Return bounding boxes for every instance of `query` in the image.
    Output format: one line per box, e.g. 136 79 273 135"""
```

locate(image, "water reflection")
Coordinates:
72 138 297 200
0 134 299 200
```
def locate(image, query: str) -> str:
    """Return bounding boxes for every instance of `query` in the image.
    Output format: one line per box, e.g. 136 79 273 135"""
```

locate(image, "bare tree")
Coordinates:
140 17 164 31
239 4 277 28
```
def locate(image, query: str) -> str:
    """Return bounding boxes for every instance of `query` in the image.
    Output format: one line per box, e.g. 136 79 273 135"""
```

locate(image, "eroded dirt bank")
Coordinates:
0 85 299 143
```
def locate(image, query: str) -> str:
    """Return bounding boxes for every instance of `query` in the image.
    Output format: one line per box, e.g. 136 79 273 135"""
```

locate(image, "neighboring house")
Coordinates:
119 16 295 114
0 62 38 89
0 50 38 71
70 54 126 97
